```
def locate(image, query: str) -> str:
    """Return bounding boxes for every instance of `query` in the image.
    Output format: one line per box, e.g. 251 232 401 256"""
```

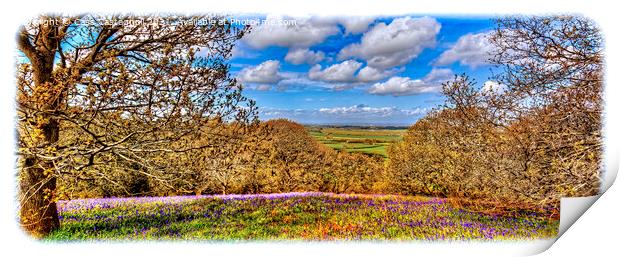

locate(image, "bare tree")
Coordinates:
388 16 603 211
489 16 603 200
16 15 256 237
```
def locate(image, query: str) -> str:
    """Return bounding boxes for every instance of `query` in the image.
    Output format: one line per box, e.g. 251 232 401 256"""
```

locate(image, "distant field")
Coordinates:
307 127 406 158
48 193 558 240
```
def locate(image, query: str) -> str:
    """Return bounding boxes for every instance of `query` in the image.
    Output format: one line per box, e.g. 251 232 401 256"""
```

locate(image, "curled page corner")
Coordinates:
515 195 604 256
558 195 602 237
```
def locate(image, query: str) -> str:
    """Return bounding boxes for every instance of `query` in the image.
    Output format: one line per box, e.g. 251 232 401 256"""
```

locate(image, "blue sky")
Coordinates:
225 15 498 126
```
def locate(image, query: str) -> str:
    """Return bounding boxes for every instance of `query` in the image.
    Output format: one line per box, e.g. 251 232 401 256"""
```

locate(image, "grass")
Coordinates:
47 192 558 241
308 127 406 158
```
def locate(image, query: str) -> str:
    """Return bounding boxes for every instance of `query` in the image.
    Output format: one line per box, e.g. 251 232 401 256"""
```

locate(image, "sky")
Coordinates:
218 15 499 126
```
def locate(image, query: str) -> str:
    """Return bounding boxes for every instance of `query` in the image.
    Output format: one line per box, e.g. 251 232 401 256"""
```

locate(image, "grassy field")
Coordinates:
307 127 406 158
48 193 558 241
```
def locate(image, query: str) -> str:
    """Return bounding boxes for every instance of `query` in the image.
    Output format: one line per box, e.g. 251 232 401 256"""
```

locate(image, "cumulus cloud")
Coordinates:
242 16 340 49
338 16 441 69
254 84 272 91
229 45 259 59
284 48 326 65
423 68 454 82
368 68 453 96
271 72 337 91
338 17 375 34
435 32 495 68
356 66 400 83
237 60 283 84
481 80 507 94
307 60 401 85
308 60 363 82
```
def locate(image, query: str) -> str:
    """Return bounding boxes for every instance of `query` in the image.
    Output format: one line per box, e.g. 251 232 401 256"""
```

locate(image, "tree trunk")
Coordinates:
20 160 60 238
19 44 62 237
19 118 61 238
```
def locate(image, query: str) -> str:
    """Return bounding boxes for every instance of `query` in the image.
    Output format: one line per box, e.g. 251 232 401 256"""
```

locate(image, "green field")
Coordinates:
307 127 406 158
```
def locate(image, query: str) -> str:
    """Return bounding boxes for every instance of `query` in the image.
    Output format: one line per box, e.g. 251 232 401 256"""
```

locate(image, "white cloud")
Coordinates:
272 72 335 91
369 77 437 96
338 16 441 69
242 16 340 49
368 68 453 96
255 84 272 91
319 104 426 117
423 68 454 82
260 105 429 125
284 48 325 65
229 45 259 59
237 60 283 84
356 66 400 83
338 17 375 34
308 60 363 82
481 80 507 94
307 60 401 85
435 32 494 68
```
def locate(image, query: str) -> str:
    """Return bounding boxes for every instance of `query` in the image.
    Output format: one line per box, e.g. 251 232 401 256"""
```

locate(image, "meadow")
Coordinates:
307 127 406 158
48 192 558 241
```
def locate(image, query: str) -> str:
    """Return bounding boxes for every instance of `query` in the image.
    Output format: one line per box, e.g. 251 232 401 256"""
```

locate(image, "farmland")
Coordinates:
307 126 406 158
48 193 558 241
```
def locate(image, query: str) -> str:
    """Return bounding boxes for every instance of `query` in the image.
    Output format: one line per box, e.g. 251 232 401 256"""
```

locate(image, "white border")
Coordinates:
1 1 617 256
